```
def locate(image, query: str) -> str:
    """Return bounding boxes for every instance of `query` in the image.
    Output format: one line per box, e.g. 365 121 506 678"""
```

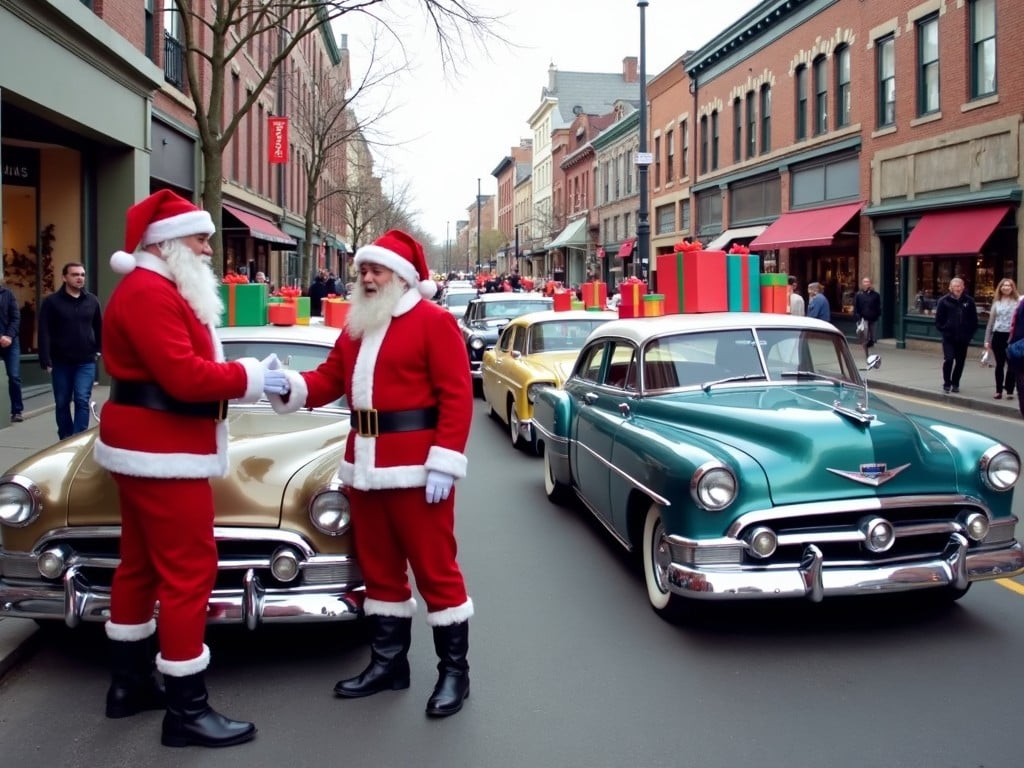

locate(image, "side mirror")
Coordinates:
865 353 882 370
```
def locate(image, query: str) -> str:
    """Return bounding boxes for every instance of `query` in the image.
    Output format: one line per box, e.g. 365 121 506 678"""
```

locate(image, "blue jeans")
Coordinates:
52 361 96 439
0 339 24 415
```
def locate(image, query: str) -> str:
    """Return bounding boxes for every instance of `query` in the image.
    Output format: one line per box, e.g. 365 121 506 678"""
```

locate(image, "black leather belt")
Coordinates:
110 379 228 421
350 407 438 437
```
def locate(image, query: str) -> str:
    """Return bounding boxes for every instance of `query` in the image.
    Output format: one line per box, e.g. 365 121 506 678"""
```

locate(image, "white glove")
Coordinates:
425 470 455 504
263 370 291 396
261 353 281 370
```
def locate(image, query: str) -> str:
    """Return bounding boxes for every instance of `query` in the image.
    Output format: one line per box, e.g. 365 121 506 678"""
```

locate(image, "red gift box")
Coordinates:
552 290 572 312
759 273 789 314
656 249 728 314
268 302 297 326
324 298 350 328
618 278 647 318
580 281 608 310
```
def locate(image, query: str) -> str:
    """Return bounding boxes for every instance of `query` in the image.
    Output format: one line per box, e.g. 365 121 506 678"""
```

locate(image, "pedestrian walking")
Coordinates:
934 277 978 393
854 276 882 356
37 262 102 439
307 269 329 316
0 279 23 422
806 282 831 322
787 277 805 316
265 229 475 718
94 189 277 748
982 278 1018 399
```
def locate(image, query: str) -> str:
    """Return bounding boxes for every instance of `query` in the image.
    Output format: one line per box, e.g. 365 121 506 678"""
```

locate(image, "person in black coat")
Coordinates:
933 277 978 394
307 270 329 316
0 283 24 421
853 276 882 356
1006 296 1024 419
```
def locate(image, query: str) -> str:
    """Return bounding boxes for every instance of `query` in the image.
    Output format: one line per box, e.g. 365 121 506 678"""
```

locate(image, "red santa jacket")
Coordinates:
271 289 473 489
94 255 264 479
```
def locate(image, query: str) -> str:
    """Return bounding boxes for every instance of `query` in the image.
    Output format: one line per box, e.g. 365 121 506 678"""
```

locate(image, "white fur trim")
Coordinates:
134 250 172 279
339 458 428 490
237 357 264 403
425 445 468 479
393 288 421 316
426 598 474 626
418 279 437 299
350 325 384 409
157 644 211 677
105 618 157 641
364 597 417 618
355 243 419 289
210 324 225 362
110 250 137 274
142 210 215 247
268 371 308 413
93 421 230 479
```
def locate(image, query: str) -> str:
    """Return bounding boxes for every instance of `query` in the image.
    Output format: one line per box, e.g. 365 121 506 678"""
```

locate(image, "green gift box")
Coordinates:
294 296 311 325
219 283 268 327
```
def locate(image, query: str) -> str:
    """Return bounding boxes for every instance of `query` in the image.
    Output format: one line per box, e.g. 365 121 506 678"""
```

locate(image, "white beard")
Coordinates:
161 239 223 326
346 279 405 339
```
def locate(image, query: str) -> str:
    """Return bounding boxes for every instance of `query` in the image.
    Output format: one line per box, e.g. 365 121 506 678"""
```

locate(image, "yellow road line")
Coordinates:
996 577 1024 596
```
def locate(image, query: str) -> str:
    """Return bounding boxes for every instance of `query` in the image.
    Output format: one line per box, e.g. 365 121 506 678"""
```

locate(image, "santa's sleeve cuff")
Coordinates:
425 445 467 479
268 371 308 414
236 358 264 403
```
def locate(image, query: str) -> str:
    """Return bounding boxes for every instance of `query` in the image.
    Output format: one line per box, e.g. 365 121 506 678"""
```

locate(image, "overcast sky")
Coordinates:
335 0 761 243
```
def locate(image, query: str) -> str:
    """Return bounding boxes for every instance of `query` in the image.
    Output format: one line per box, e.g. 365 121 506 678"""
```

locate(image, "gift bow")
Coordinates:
675 240 703 253
728 244 750 255
222 273 249 284
280 286 302 298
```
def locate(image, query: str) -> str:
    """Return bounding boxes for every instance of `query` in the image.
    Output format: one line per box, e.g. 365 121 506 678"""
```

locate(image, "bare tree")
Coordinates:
170 0 500 260
342 160 416 254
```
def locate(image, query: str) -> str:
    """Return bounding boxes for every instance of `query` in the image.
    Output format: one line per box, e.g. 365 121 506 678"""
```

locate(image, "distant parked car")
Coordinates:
481 309 616 452
533 312 1024 623
440 288 478 318
459 293 553 392
0 323 364 630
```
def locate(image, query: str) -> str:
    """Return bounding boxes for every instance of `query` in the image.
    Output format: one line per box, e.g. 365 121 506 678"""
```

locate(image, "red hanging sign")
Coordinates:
268 117 289 164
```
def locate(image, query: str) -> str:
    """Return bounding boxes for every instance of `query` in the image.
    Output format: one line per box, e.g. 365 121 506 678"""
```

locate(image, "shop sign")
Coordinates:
1 146 39 187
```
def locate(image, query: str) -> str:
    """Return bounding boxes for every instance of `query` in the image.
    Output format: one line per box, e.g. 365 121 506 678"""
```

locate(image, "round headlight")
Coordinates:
309 489 352 536
861 517 895 553
0 479 40 528
690 463 737 511
469 337 485 351
747 527 777 559
270 547 301 582
37 547 68 579
981 447 1020 491
962 511 990 542
527 383 551 403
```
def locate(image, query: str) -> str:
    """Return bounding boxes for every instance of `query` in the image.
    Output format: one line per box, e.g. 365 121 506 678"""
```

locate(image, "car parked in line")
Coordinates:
458 293 552 392
440 287 478 318
0 323 364 630
533 312 1024 623
481 309 617 453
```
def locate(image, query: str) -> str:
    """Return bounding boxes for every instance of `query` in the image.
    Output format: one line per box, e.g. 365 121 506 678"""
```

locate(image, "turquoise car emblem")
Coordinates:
826 463 910 487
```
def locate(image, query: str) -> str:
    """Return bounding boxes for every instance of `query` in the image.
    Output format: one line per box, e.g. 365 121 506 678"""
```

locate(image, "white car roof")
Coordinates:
591 312 841 345
216 323 342 346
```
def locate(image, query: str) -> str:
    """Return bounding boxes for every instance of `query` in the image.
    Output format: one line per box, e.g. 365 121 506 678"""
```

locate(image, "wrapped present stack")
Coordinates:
324 297 350 329
268 299 297 326
570 299 585 311
655 240 728 314
219 273 268 327
617 277 647 318
760 273 789 314
552 289 572 312
726 244 761 312
642 294 665 317
580 280 607 310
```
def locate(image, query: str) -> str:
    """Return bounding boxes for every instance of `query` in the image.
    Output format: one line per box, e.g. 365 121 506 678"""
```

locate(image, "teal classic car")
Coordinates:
533 313 1024 622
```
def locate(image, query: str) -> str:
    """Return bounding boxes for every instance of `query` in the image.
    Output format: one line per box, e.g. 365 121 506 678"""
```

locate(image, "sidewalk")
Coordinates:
0 343 1018 675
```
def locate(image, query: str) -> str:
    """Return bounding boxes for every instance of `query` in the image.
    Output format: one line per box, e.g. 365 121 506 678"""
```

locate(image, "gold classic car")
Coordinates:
481 309 617 453
0 323 364 630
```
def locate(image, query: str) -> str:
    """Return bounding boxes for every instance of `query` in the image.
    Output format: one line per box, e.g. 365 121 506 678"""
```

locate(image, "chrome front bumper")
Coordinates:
665 534 1024 601
0 566 364 630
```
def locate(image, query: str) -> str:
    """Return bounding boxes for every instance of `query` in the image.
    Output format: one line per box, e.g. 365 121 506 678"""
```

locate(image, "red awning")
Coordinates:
617 239 636 258
222 204 297 248
749 201 864 250
897 205 1011 257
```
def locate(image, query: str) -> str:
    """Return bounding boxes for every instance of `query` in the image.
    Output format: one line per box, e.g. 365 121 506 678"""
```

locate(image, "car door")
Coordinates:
570 339 637 521
482 323 515 408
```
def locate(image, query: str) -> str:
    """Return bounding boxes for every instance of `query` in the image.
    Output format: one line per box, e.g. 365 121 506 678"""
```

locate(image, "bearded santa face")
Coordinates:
346 262 407 339
159 233 223 327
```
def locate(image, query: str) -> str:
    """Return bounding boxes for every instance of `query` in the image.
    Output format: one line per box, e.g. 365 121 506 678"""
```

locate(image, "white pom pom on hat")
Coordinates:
110 189 216 274
355 229 436 299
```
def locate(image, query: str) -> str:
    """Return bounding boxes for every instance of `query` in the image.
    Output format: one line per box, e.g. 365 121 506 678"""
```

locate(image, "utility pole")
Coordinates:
637 0 653 289
476 178 482 274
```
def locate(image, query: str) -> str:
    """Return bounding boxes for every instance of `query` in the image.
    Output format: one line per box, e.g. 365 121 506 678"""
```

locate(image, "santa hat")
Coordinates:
354 230 436 299
110 189 216 274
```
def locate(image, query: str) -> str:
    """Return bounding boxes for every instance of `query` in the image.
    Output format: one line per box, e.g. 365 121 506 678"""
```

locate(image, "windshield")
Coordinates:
445 293 475 308
640 328 861 392
483 300 551 319
530 319 608 353
221 340 348 408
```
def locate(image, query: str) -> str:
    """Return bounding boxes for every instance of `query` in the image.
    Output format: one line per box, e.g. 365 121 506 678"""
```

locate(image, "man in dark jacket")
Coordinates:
0 282 24 422
853 276 882 356
307 269 329 317
38 262 103 439
934 277 978 394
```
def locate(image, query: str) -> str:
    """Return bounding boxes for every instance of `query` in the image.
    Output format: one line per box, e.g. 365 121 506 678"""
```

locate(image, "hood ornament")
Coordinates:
827 462 910 487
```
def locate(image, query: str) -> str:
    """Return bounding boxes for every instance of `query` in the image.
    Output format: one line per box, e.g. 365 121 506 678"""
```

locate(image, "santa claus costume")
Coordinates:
269 229 475 717
94 189 265 747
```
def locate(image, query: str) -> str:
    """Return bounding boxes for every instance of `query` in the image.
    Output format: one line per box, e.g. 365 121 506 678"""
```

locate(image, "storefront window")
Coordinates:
807 252 857 315
906 252 1015 318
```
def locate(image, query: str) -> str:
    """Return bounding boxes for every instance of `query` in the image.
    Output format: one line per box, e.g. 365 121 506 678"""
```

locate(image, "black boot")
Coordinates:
106 636 166 718
425 621 470 718
161 672 256 748
334 615 412 698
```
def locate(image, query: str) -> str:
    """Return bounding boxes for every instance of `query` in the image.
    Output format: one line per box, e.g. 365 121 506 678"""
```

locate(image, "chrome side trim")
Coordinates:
575 440 671 507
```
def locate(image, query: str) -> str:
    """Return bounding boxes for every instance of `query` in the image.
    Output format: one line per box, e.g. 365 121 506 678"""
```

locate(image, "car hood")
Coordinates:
523 351 579 384
41 409 349 528
639 385 960 506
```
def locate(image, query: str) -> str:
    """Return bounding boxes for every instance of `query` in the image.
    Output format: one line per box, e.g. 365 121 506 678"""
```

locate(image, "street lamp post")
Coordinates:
476 178 482 273
514 223 520 274
637 0 653 291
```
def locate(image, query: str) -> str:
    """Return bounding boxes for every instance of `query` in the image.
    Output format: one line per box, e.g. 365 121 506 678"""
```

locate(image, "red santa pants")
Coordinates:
109 474 217 663
349 486 468 612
